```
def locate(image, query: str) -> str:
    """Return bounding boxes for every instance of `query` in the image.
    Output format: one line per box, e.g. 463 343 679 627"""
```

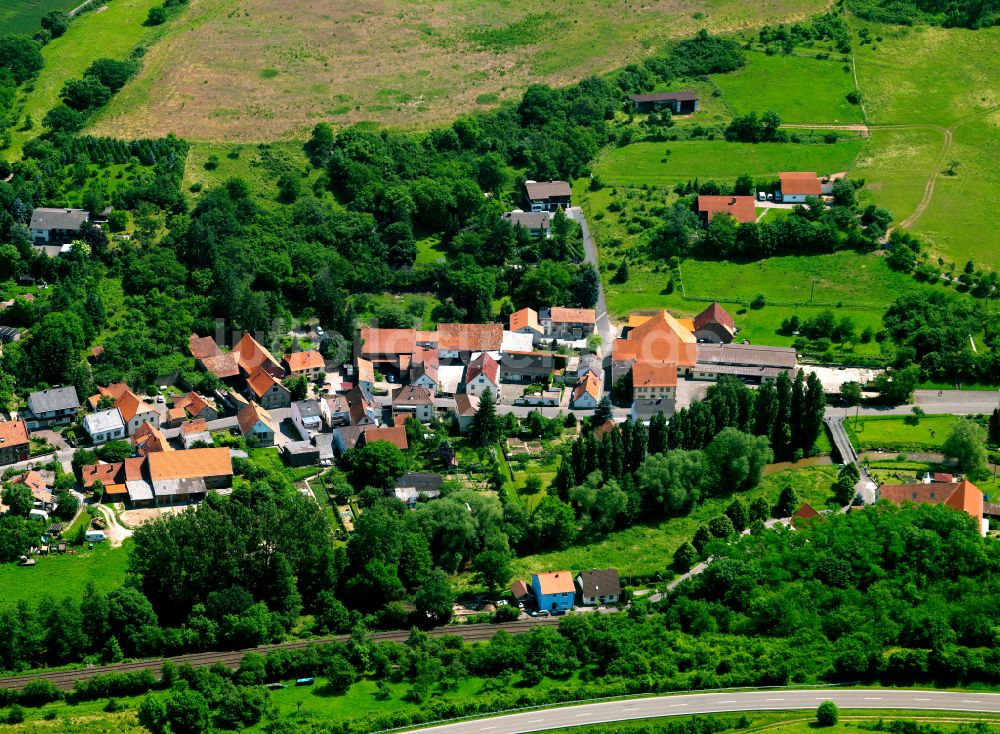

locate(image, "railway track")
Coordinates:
0 617 560 691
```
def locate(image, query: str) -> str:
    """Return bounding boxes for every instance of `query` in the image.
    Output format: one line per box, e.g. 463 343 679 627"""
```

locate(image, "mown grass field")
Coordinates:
0 0 79 35
845 414 964 452
5 0 165 159
713 50 864 124
508 465 838 579
0 541 131 610
595 139 865 187
90 0 828 141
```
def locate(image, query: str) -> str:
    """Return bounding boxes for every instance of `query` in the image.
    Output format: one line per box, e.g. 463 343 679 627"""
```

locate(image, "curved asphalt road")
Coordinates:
407 689 1000 734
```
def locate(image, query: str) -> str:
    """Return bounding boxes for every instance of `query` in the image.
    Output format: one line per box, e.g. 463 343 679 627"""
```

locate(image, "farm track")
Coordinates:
0 618 560 691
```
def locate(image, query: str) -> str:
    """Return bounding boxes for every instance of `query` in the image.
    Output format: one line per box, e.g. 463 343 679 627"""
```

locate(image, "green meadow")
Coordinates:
1 0 80 35
713 50 865 124
0 541 131 610
595 139 865 187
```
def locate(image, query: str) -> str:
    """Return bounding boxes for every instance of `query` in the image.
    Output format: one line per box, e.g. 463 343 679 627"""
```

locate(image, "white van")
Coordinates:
85 530 107 543
28 509 49 523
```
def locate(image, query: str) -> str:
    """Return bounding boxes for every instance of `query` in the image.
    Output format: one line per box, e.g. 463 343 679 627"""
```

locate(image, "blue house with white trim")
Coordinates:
531 570 575 612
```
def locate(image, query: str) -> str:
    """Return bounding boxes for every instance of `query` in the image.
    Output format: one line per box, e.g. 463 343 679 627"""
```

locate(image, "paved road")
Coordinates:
567 207 614 357
826 390 1000 418
824 417 857 465
407 688 1000 734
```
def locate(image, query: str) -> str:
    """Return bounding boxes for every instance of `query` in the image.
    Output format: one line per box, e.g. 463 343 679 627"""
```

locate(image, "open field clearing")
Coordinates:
852 127 942 228
1 0 80 35
713 50 864 124
595 139 865 187
90 0 828 141
5 0 164 159
0 541 130 610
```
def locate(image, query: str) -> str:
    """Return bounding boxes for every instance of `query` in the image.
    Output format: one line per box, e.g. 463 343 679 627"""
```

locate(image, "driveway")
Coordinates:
567 207 615 357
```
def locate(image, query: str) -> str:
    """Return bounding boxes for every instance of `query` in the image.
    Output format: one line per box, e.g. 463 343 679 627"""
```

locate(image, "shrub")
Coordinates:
816 701 839 726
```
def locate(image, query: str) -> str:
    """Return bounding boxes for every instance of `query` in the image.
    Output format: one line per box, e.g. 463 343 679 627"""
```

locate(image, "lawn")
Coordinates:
844 414 965 452
0 0 80 35
248 447 321 482
507 465 838 579
713 50 864 125
5 0 166 159
90 0 828 141
183 142 320 205
0 540 131 610
595 139 866 187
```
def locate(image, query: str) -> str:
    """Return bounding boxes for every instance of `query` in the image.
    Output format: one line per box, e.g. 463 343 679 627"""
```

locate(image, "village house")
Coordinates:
438 323 503 361
244 367 292 409
356 328 437 378
451 393 479 432
23 386 80 430
133 422 172 456
234 333 284 380
188 334 221 361
531 570 576 612
167 392 219 426
792 502 821 527
284 349 325 378
0 420 30 465
0 326 22 344
629 91 699 114
539 307 596 341
572 371 602 409
631 397 676 425
692 302 736 344
409 346 439 391
524 180 571 212
692 342 797 383
358 425 409 451
281 441 320 468
9 471 53 511
878 478 986 535
321 394 351 428
82 408 126 445
509 307 544 344
200 351 242 382
291 399 324 438
392 385 435 423
576 568 621 606
464 352 500 399
238 402 277 447
81 448 232 507
696 195 757 224
778 172 822 203
631 362 678 401
500 351 557 384
347 384 380 426
114 388 163 437
393 472 444 507
356 357 375 392
180 418 213 449
612 310 698 386
503 210 552 238
29 207 89 243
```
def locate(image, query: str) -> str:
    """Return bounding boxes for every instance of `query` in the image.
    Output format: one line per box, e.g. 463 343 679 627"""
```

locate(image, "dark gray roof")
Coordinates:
576 568 621 597
282 440 320 456
27 386 80 415
503 210 551 229
311 432 335 460
152 476 206 498
629 91 699 102
631 398 676 421
396 472 444 492
695 342 797 369
294 399 322 419
29 208 89 231
525 180 571 200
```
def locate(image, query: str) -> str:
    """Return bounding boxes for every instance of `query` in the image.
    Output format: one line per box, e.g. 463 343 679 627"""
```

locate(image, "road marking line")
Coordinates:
669 703 688 707
963 700 981 703
527 719 544 723
480 727 497 731
719 700 738 704
766 698 784 701
914 698 932 701
575 713 589 717
864 697 883 700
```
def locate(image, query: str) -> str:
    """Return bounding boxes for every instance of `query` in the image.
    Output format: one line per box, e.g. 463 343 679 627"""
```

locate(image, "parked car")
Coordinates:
531 610 550 617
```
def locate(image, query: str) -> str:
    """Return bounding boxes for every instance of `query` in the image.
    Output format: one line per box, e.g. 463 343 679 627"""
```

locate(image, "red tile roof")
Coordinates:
438 323 503 352
0 419 29 447
238 402 276 436
393 385 434 406
148 448 232 481
880 479 983 526
696 195 757 224
510 308 541 334
632 362 678 388
285 349 325 373
534 570 575 595
454 393 479 417
361 425 409 450
693 302 735 334
189 334 221 360
201 352 241 379
780 172 822 196
549 307 596 325
359 328 419 357
234 333 281 376
572 371 602 405
467 352 500 386
181 418 208 435
613 311 698 368
246 366 282 398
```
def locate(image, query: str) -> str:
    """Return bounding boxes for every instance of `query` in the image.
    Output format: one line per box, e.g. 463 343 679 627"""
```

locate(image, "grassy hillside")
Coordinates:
89 0 829 141
0 0 79 35
595 139 865 187
713 50 865 124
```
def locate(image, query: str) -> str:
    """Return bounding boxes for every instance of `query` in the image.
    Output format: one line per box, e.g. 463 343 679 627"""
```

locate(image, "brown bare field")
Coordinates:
90 0 827 142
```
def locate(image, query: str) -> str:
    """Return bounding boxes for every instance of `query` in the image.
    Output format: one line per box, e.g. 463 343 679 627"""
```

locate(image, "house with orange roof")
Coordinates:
631 362 678 401
180 418 213 449
87 382 129 411
169 392 219 426
540 307 596 341
778 172 822 203
9 470 53 509
464 352 499 399
696 195 757 224
356 328 437 375
234 333 283 380
612 311 698 386
284 349 325 378
188 333 221 361
531 570 575 612
438 323 503 360
878 478 986 535
359 425 409 451
243 366 291 410
693 302 736 344
238 402 277 447
133 421 173 456
115 388 163 437
572 371 602 409
200 351 241 381
509 307 543 343
356 357 376 391
451 393 480 432
147 447 233 504
409 347 439 391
